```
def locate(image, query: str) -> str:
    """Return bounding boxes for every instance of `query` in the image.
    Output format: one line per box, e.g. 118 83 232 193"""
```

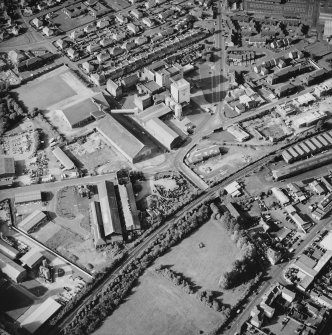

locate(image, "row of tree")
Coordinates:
155 266 229 316
60 202 213 335
0 93 26 136
218 211 261 289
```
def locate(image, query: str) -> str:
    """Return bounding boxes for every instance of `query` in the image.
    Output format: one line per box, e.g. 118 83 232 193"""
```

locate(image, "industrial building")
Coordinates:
0 156 15 178
227 124 250 142
52 147 75 171
243 0 317 23
20 297 62 334
144 118 181 150
60 92 109 129
97 181 123 241
89 201 106 248
118 183 141 230
292 110 326 129
0 239 19 260
0 252 26 282
272 150 332 180
18 210 47 234
97 116 151 163
226 202 241 220
20 251 44 269
281 130 332 163
15 190 42 205
187 145 220 164
271 187 290 206
170 78 190 104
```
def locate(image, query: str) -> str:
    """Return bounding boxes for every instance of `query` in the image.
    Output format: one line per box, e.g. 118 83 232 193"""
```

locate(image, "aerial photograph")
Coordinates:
3 0 332 334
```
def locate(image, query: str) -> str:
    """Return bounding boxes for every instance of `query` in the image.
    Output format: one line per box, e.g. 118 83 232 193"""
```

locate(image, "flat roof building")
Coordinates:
118 183 141 230
0 156 15 178
97 116 151 163
271 187 290 206
0 252 26 282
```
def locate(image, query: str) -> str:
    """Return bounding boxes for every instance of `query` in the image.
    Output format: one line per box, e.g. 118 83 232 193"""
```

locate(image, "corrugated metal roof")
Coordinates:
52 147 75 170
18 210 46 233
15 191 41 204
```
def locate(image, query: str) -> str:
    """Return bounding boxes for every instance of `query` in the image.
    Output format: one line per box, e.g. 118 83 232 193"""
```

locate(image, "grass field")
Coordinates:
153 219 245 306
1 285 34 320
14 75 76 111
93 270 223 335
103 0 131 11
94 220 245 335
51 11 94 32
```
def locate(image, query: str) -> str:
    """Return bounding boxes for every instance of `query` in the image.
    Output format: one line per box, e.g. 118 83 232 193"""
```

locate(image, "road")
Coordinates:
227 213 327 335
0 173 117 202
53 148 283 334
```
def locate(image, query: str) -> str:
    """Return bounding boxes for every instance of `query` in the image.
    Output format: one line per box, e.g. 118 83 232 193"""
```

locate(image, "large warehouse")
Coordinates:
0 156 15 178
144 117 181 150
97 180 123 241
20 297 62 334
96 115 151 163
273 150 332 180
18 210 47 234
15 190 42 205
89 201 106 248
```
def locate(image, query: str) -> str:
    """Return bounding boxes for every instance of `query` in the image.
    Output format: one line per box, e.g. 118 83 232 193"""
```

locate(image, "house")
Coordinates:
107 79 122 98
82 61 95 73
127 23 139 34
42 26 54 36
67 48 78 60
96 51 109 63
70 29 84 40
142 17 154 28
32 18 43 28
96 19 110 29
55 39 67 49
84 23 96 33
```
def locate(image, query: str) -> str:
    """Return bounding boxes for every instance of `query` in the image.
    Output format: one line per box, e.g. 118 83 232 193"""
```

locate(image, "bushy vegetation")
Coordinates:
217 211 261 289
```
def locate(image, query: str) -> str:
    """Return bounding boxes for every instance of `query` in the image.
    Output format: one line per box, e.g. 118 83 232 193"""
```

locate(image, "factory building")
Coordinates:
18 210 47 234
144 118 181 150
98 181 123 241
15 191 42 205
273 150 332 181
0 252 26 282
96 116 151 163
89 201 106 248
118 183 141 230
52 147 75 171
170 78 190 104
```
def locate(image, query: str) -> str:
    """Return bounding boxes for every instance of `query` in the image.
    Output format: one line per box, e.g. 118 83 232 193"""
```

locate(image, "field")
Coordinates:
93 270 223 335
1 285 34 320
103 0 131 11
260 124 286 140
94 220 246 335
51 10 94 32
14 74 76 111
153 219 245 305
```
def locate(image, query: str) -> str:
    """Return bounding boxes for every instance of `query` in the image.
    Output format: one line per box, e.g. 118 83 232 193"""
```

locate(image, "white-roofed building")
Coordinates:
0 252 26 282
271 187 290 206
20 298 62 334
18 210 47 234
224 181 242 197
144 118 180 150
52 147 75 170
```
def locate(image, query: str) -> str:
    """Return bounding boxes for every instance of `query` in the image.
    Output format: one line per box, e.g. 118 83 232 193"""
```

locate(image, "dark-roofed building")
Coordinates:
96 115 151 163
0 156 15 178
15 191 42 205
98 181 123 241
0 252 26 282
89 201 106 248
305 68 328 86
18 210 47 234
226 202 241 220
118 183 141 231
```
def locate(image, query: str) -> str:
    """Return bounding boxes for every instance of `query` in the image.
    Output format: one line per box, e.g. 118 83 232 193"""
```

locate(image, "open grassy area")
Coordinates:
153 219 245 306
93 270 223 335
14 74 76 111
1 285 34 320
51 10 95 32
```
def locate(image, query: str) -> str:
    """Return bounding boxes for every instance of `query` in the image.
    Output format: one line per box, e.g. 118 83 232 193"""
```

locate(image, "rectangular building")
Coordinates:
89 201 106 248
118 183 141 230
0 252 26 282
15 191 42 205
98 181 123 241
0 156 15 178
20 297 62 334
0 239 19 260
52 147 75 170
18 210 47 234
